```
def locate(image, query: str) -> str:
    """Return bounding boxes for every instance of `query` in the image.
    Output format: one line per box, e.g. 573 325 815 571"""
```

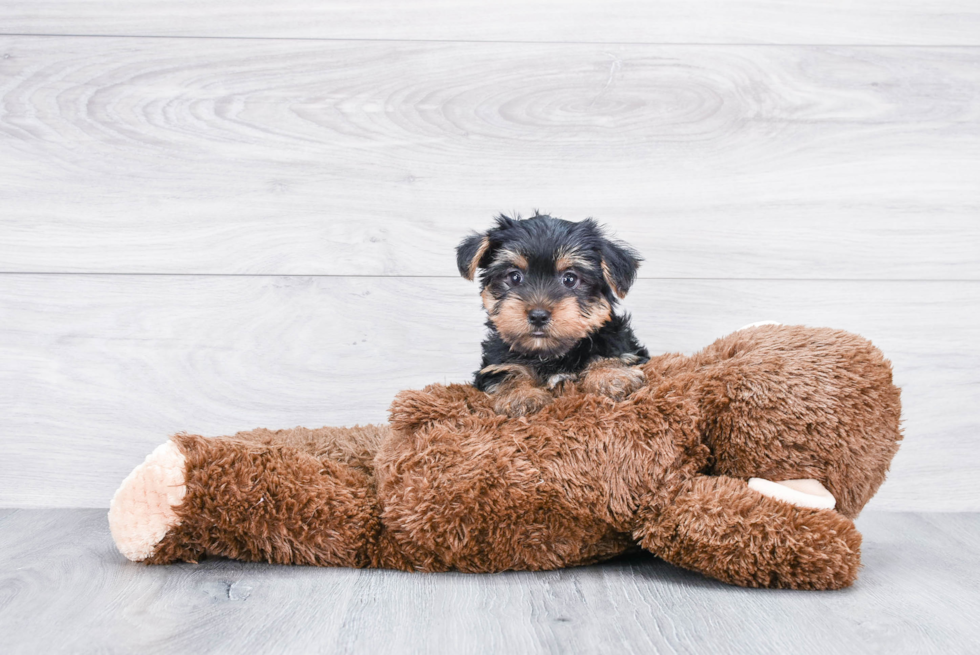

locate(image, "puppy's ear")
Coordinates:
456 233 492 281
599 238 642 299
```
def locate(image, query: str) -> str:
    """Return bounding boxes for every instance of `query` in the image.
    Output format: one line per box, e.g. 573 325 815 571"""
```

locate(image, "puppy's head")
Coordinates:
456 213 641 357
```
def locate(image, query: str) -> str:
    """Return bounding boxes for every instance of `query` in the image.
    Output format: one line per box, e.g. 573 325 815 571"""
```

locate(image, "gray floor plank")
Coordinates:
0 509 977 654
1 275 977 510
2 1 979 45
1 37 977 279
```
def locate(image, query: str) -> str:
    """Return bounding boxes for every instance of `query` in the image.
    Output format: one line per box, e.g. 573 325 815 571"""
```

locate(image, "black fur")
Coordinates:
456 212 649 392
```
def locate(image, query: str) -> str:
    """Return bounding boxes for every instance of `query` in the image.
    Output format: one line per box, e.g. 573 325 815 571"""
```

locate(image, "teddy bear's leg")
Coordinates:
689 326 903 519
109 440 187 562
221 424 390 474
109 433 383 567
636 475 861 590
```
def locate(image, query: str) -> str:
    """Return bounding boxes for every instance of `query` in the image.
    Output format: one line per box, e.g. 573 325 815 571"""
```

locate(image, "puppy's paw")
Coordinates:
492 385 554 417
580 362 645 401
546 372 578 390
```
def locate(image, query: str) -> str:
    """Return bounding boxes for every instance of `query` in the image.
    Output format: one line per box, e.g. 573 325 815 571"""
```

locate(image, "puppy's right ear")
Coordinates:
456 233 491 281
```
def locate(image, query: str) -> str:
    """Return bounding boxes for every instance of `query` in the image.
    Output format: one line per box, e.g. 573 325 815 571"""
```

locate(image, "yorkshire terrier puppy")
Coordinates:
456 212 649 417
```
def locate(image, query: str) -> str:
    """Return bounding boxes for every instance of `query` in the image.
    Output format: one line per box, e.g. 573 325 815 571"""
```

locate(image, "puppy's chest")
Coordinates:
521 353 596 379
500 339 602 378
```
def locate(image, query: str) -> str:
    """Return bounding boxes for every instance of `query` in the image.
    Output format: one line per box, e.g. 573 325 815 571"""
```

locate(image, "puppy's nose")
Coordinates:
528 309 551 327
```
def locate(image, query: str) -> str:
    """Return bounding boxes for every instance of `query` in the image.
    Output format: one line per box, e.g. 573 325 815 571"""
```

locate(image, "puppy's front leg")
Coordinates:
481 364 553 417
579 356 645 401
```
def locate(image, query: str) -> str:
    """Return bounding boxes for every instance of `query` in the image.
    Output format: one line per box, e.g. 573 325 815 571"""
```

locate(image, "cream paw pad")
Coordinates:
108 440 186 562
748 478 837 510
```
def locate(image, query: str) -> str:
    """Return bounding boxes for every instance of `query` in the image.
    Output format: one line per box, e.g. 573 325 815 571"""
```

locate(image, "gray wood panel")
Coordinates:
2 1 980 45
1 37 977 278
2 508 979 654
0 275 976 510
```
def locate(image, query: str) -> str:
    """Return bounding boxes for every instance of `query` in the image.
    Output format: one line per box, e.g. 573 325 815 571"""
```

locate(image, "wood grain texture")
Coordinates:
2 1 980 45
1 509 979 654
1 37 977 278
0 275 976 510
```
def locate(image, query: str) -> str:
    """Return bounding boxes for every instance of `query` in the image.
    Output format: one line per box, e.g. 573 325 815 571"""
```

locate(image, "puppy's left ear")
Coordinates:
599 238 642 299
456 233 491 281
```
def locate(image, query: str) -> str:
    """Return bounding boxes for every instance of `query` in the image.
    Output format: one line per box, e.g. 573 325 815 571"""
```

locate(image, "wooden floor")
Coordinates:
1 509 978 654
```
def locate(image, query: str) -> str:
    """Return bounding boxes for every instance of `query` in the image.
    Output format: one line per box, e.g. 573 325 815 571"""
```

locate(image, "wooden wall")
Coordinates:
1 2 977 509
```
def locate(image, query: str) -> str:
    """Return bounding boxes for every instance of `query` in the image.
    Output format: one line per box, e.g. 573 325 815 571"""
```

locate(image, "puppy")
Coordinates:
456 212 649 417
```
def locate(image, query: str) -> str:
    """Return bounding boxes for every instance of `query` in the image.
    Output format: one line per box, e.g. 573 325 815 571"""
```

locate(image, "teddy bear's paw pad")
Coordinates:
748 478 836 510
108 440 187 561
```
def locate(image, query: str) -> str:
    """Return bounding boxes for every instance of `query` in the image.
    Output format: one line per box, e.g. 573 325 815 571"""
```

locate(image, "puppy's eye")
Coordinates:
507 270 524 286
561 272 579 289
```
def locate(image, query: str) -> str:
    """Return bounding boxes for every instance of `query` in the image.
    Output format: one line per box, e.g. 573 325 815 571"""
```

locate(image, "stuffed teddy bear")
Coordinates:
108 324 902 590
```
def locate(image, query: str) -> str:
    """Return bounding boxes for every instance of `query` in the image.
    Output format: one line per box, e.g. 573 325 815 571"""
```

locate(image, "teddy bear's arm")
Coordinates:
634 474 861 590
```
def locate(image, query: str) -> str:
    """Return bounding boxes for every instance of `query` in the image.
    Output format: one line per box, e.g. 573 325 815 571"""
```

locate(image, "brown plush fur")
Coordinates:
141 325 901 589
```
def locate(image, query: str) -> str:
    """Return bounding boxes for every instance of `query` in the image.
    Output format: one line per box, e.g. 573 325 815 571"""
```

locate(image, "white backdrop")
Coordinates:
1 1 977 509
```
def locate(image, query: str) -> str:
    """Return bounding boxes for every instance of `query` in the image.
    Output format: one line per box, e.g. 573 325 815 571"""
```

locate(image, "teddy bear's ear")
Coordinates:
599 237 642 299
455 232 492 281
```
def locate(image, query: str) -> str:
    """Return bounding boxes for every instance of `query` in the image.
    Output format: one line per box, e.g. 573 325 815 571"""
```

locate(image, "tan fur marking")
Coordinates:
601 261 625 298
555 248 591 272
480 363 536 379
491 295 533 343
549 297 611 343
481 287 496 313
491 249 528 270
466 237 491 281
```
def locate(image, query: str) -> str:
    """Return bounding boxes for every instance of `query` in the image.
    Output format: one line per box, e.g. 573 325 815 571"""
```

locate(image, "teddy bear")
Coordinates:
108 324 902 590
